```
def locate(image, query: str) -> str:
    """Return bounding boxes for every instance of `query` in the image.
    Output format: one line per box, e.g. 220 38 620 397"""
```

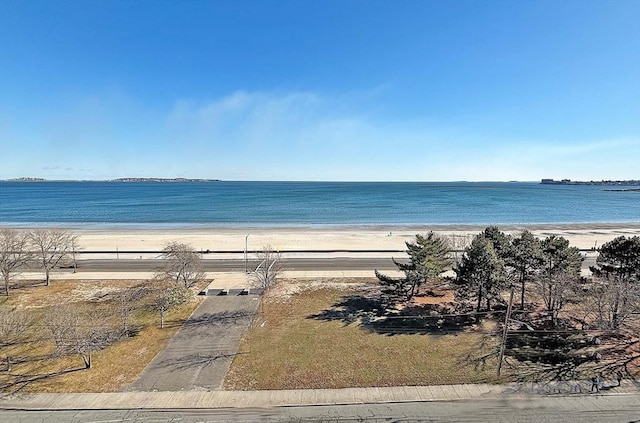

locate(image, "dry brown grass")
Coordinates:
0 279 204 393
225 282 500 390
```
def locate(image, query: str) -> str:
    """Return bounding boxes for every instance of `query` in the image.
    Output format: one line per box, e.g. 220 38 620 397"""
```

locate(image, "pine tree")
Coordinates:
453 234 507 312
510 230 544 309
375 232 451 303
536 235 583 327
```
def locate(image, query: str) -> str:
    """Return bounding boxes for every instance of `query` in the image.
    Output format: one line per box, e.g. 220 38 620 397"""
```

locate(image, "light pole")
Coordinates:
244 234 249 273
497 285 515 379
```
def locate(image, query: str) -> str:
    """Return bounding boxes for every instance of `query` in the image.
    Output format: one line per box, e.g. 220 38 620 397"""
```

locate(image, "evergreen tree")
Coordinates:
536 235 583 327
481 226 512 260
454 234 507 312
375 232 451 303
510 230 544 309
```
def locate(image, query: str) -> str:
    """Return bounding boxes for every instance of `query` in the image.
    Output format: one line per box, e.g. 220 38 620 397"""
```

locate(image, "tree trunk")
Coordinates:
160 310 165 329
520 274 526 309
476 286 483 312
612 297 619 330
45 268 50 286
83 351 92 369
3 275 8 296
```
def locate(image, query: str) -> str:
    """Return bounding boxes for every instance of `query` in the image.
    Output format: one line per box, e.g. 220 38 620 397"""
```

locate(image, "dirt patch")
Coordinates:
411 290 455 305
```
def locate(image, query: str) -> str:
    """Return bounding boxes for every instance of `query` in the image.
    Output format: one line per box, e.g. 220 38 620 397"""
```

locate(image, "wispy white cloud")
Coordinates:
155 90 640 181
1 88 638 181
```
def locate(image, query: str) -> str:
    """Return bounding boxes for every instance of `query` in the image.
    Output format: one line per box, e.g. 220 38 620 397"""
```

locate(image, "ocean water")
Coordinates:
0 181 638 228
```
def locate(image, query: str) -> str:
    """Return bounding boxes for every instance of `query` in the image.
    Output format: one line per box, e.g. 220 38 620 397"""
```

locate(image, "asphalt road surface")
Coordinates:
127 296 259 392
2 395 638 422
66 254 599 273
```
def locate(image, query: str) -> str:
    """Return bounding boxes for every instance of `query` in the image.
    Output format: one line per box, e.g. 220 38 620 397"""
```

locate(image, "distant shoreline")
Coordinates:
4 177 220 182
540 178 640 186
4 178 640 185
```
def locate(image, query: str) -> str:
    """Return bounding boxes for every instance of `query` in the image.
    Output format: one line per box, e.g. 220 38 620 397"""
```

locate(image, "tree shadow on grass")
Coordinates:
372 304 478 335
4 279 47 293
307 295 387 326
1 365 86 394
307 294 478 336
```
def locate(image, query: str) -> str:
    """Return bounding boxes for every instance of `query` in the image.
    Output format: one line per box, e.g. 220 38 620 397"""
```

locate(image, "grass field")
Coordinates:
0 279 204 393
224 280 501 390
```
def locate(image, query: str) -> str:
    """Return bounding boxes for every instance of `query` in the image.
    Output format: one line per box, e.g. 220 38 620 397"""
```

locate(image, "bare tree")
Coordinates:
110 284 150 336
0 229 31 296
157 242 205 289
447 233 473 265
29 229 78 286
47 304 120 368
149 278 190 328
69 235 82 273
251 245 282 291
588 236 640 330
0 307 32 347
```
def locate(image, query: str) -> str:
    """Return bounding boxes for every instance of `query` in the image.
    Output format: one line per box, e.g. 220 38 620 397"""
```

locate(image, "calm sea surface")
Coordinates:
0 181 638 228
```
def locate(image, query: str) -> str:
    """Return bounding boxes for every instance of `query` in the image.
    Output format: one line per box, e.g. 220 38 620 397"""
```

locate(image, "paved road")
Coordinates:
72 257 402 272
2 395 639 422
66 255 598 273
126 296 259 392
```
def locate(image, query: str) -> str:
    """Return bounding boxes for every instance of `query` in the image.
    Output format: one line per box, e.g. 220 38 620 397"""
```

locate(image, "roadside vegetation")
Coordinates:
2 227 638 391
227 229 639 389
225 279 500 390
0 279 204 392
0 238 208 393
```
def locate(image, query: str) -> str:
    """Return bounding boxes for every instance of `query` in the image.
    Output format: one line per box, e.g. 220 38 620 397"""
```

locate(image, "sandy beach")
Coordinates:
65 223 640 253
8 223 640 285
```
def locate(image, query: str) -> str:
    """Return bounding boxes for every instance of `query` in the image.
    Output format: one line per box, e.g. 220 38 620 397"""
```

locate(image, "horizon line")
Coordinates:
4 177 640 183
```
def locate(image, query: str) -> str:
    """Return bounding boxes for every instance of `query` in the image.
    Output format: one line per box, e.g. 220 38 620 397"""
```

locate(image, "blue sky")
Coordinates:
1 0 639 181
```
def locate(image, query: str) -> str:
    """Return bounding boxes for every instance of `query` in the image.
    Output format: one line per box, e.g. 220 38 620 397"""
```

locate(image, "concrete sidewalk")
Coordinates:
1 381 638 410
19 270 392 282
126 296 259 392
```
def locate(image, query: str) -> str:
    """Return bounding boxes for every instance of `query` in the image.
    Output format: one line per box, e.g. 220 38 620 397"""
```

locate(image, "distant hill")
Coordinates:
6 177 47 182
110 178 220 182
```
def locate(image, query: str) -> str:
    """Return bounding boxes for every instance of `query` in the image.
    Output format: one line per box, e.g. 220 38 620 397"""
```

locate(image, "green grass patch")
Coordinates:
225 286 501 390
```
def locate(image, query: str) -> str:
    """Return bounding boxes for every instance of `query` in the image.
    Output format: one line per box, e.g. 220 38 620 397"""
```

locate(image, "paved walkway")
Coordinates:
126 295 260 392
20 270 390 283
1 381 638 410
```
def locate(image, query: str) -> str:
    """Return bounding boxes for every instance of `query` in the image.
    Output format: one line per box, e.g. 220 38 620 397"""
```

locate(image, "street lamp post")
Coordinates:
244 234 249 273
